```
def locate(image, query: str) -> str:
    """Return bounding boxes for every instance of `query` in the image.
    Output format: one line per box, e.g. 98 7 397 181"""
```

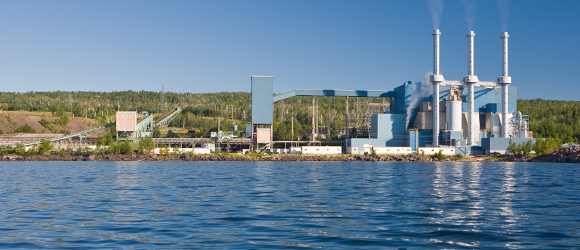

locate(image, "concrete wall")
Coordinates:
251 76 274 124
302 146 341 155
373 147 413 155
418 147 457 156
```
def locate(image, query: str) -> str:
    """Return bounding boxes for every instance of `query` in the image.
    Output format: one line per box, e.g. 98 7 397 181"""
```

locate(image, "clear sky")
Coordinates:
0 0 578 100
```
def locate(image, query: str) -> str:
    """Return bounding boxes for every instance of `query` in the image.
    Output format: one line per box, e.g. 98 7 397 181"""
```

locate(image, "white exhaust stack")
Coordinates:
463 31 478 146
430 29 444 147
498 32 511 138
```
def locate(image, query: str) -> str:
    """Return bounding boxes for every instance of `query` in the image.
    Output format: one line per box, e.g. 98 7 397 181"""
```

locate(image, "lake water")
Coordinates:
0 161 579 249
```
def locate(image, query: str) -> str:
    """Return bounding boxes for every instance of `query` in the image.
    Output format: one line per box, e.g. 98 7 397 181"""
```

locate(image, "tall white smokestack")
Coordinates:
498 32 511 138
433 29 441 75
463 31 478 146
430 29 444 147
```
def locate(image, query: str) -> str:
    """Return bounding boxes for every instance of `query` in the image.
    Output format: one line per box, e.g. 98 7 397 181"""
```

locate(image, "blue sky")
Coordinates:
0 0 578 101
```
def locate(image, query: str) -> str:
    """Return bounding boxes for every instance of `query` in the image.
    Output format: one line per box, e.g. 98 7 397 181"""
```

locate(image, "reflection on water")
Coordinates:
113 162 141 222
0 161 578 249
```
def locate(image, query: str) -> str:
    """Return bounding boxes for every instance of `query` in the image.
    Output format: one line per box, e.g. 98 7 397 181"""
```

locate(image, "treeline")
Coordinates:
2 91 578 143
0 91 388 140
518 99 580 143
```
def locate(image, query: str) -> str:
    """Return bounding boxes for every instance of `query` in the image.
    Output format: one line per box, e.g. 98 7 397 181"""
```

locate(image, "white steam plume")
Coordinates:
497 0 511 31
406 73 433 128
428 0 443 29
461 0 477 31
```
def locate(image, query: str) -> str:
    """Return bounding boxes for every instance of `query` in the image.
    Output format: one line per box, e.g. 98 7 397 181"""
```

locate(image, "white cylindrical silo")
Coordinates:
446 101 462 131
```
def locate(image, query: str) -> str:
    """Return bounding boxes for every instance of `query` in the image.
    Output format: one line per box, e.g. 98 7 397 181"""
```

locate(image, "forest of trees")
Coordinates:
518 99 580 144
0 91 578 143
0 91 387 140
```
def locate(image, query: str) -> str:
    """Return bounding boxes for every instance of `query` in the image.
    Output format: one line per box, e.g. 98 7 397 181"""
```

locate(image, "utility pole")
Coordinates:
346 96 349 139
291 117 294 148
312 96 316 142
217 117 221 151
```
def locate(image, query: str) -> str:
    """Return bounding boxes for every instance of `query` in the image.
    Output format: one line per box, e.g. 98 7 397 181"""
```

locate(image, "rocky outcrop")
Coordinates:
531 147 580 163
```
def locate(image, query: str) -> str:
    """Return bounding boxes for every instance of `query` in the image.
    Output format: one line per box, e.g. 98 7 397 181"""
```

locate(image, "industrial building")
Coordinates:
250 30 535 155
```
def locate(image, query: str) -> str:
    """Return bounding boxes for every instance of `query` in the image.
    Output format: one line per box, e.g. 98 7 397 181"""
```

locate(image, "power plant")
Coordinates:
249 29 534 155
14 29 535 156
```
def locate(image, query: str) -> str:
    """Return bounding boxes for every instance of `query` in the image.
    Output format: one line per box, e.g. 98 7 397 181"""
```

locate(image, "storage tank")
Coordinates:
446 87 462 131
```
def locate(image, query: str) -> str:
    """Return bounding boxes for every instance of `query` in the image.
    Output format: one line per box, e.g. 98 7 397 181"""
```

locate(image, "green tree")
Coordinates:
39 118 54 131
120 140 133 155
507 139 520 156
153 127 161 138
56 115 69 126
14 124 37 133
38 139 54 155
138 137 155 154
108 143 121 154
522 140 533 157
14 144 25 155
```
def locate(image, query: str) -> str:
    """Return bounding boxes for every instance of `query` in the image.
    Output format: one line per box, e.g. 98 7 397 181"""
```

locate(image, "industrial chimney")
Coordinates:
463 31 478 146
430 29 445 147
498 32 511 138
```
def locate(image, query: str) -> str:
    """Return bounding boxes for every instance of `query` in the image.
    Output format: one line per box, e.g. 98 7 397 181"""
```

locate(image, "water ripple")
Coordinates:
0 161 579 248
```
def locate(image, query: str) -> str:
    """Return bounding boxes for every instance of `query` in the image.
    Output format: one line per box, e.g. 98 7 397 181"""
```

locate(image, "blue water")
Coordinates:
0 162 579 249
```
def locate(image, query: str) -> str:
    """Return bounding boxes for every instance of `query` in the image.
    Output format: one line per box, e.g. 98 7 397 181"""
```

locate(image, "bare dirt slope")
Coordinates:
0 113 101 134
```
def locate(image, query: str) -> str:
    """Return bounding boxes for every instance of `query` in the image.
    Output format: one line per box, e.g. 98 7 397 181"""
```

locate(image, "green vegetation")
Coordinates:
55 115 69 126
507 138 560 157
13 124 37 133
38 139 53 155
138 137 154 154
431 150 445 160
519 99 580 144
39 118 54 131
533 138 560 155
0 91 390 140
96 133 114 147
120 140 133 155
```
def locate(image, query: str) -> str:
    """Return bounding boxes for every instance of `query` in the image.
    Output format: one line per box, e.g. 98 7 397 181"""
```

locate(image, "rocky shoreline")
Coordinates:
0 153 507 162
0 150 575 162
530 147 580 163
0 153 470 162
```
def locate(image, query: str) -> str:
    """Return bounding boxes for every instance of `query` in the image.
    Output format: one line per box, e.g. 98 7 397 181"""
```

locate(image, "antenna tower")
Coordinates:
159 84 167 114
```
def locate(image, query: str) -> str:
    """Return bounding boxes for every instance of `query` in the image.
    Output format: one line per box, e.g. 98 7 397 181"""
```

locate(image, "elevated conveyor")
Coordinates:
155 107 181 127
21 122 116 146
273 89 396 102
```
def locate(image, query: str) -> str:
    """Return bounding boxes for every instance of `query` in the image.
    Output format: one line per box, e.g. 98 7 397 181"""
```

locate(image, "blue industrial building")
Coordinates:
250 78 529 155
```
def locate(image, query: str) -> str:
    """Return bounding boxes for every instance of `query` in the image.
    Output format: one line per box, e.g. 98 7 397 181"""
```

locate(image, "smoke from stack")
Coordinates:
405 74 433 128
428 0 443 29
461 0 477 31
497 0 511 31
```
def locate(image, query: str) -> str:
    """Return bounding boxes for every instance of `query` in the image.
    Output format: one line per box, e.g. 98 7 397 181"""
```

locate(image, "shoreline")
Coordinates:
2 146 577 162
0 153 521 162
